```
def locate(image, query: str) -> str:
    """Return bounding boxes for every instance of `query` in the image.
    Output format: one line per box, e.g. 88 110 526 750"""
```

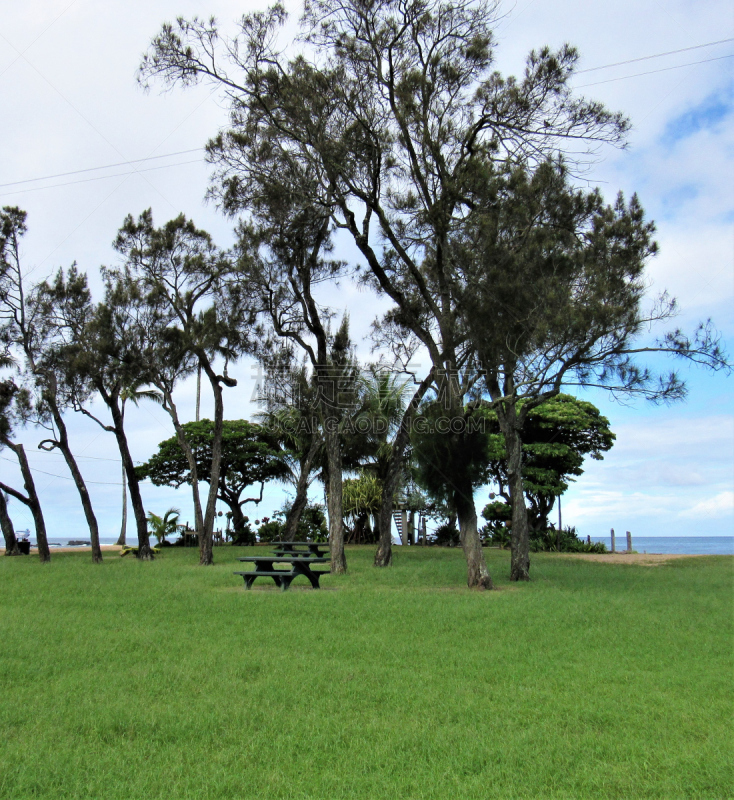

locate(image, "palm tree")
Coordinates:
146 507 180 544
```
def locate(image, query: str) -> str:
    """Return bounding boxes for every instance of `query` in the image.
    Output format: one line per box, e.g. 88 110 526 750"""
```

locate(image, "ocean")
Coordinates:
27 534 734 555
590 536 733 555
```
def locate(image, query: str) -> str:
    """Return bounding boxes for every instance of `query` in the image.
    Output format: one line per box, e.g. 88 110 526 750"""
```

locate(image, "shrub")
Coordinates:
434 522 460 547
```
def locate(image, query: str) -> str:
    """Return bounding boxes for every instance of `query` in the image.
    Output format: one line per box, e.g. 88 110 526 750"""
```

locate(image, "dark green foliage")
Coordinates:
138 419 288 536
433 522 460 547
255 517 284 543
411 401 491 510
480 395 615 532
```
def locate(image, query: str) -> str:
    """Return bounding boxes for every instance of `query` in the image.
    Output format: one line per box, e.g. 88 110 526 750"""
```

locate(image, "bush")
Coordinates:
256 517 284 543
529 526 607 553
434 522 460 547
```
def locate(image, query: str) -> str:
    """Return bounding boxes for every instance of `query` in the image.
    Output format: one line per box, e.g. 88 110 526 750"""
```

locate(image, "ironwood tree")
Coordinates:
113 210 253 565
0 207 104 562
139 0 631 588
0 380 50 562
40 267 158 559
453 158 728 580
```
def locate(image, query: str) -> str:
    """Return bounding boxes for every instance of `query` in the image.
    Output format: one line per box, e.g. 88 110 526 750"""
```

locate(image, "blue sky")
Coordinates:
0 0 732 542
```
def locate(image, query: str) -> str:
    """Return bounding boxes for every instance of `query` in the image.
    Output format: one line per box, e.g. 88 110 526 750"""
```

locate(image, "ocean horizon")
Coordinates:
28 534 734 555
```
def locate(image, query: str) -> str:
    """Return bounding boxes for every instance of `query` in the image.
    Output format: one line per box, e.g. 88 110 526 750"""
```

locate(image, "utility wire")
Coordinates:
0 455 122 485
0 159 203 198
576 37 734 73
575 54 734 88
0 148 202 189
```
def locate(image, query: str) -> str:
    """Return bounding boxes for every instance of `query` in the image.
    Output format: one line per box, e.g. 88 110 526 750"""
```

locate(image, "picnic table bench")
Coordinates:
270 541 330 557
234 554 330 591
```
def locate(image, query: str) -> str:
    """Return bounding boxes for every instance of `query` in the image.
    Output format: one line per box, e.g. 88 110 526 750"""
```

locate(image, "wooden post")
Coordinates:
626 530 632 552
401 509 408 546
421 516 427 545
610 528 615 553
408 510 415 545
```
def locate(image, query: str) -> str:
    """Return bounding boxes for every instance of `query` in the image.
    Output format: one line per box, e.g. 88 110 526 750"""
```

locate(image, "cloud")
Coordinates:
679 491 734 518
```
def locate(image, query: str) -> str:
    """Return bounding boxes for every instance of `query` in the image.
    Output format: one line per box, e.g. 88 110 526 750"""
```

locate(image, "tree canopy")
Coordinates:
138 419 289 535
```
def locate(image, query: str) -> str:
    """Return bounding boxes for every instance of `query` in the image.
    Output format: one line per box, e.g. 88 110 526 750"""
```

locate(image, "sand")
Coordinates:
560 552 712 566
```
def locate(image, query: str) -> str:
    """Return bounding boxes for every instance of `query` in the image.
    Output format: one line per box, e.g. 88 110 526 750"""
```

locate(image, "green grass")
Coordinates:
0 547 731 799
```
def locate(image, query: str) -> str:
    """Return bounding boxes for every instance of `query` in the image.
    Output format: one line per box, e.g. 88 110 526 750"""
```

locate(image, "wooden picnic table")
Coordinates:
270 541 330 557
234 555 330 591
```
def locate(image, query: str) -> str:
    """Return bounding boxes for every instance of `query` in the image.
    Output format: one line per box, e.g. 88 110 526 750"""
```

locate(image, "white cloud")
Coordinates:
680 491 734 518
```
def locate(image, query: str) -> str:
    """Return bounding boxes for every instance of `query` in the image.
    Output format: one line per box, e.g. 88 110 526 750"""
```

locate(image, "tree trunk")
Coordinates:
49 403 103 563
116 461 127 546
10 442 50 563
453 471 493 589
282 434 321 540
161 389 205 545
502 419 531 581
324 422 346 574
108 399 153 560
0 492 19 555
199 365 230 566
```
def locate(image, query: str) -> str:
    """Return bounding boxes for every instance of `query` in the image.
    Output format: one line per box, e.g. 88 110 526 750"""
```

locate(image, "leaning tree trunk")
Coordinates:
161 389 205 547
108 400 153 560
116 462 127 546
48 403 103 563
453 471 494 590
0 491 19 555
11 442 50 562
324 421 346 574
282 434 321 540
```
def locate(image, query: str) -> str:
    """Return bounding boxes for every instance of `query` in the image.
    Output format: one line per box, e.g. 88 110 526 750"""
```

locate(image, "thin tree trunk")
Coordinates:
282 434 321 540
0 492 19 555
161 389 205 544
117 461 127 546
453 471 493 589
8 441 50 563
324 422 346 574
48 402 103 563
108 399 152 560
199 363 233 566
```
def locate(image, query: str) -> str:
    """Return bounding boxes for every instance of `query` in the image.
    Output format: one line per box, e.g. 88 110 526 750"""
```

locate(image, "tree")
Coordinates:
146 507 180 545
0 380 50 562
254 355 324 541
0 491 20 556
479 395 614 535
40 266 158 559
454 158 728 580
113 210 253 565
0 207 104 562
342 473 382 543
138 419 288 537
139 0 630 588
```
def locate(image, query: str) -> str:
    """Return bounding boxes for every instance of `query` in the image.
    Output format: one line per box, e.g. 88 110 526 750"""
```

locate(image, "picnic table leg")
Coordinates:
293 563 321 589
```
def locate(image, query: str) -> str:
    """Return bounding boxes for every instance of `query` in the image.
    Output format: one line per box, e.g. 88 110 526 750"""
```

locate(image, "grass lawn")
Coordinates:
0 546 731 799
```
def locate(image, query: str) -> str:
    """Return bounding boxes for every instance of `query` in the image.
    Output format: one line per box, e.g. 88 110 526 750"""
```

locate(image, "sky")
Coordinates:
0 0 732 542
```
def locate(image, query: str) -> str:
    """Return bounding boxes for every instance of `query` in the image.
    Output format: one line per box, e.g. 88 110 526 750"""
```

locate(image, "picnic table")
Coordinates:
270 540 330 557
234 552 330 591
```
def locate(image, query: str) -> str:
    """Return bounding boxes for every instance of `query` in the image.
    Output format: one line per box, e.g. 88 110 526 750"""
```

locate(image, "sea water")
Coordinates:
590 536 733 555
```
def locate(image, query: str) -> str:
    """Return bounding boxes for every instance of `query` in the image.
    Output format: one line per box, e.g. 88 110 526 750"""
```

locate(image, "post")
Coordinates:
401 509 408 546
626 530 632 553
421 516 427 545
610 527 615 553
408 510 415 545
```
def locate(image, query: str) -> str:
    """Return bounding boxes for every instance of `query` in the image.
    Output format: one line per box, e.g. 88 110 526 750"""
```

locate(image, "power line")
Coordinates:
0 148 203 189
0 455 122 485
575 54 734 89
0 159 203 198
576 37 734 74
